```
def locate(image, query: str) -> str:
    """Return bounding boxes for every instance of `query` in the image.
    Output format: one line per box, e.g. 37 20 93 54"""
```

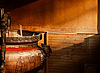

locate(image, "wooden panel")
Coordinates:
45 33 100 73
47 33 88 73
48 33 89 51
10 0 98 33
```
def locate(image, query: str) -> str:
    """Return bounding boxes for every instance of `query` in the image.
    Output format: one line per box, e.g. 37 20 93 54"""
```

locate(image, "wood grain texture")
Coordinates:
10 0 98 33
47 33 100 73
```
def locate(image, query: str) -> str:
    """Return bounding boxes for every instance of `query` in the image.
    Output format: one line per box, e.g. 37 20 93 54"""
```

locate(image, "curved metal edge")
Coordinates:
0 33 42 45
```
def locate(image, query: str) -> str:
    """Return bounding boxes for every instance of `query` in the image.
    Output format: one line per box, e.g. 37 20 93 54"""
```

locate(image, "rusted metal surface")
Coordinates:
0 8 6 73
6 34 41 43
0 8 11 73
41 44 52 57
5 49 43 73
0 30 42 44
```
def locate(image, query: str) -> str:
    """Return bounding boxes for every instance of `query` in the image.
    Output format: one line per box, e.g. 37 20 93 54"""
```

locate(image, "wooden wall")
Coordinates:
47 33 100 73
9 0 99 73
48 33 89 73
38 33 100 73
10 0 98 33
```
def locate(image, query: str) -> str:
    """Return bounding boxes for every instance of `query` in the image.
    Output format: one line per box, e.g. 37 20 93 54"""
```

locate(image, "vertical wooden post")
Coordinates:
0 8 6 73
44 32 48 73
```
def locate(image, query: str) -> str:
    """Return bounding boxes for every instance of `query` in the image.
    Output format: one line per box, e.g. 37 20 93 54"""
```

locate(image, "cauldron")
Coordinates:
0 30 46 73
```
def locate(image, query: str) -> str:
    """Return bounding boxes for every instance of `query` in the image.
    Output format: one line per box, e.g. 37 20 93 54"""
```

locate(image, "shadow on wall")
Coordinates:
48 34 100 73
0 0 38 12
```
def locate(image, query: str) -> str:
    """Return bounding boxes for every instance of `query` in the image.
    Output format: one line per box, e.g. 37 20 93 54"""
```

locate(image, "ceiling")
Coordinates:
0 0 38 12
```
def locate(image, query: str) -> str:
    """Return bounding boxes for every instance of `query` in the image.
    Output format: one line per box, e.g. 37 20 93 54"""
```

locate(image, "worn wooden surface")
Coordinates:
38 32 100 73
47 33 100 73
10 0 98 34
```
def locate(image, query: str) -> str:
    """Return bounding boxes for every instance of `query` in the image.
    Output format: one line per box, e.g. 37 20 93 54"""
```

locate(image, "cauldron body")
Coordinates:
0 30 43 73
4 47 43 73
0 30 52 73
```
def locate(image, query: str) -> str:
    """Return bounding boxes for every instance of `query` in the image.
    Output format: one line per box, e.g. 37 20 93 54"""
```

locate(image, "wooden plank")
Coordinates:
48 34 89 38
48 40 85 44
48 37 86 41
